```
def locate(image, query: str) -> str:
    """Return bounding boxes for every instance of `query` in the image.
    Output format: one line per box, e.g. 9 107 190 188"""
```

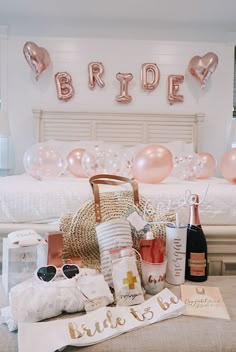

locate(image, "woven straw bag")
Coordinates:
60 174 175 271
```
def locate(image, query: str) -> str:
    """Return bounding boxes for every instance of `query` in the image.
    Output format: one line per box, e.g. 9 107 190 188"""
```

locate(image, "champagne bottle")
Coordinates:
185 194 208 282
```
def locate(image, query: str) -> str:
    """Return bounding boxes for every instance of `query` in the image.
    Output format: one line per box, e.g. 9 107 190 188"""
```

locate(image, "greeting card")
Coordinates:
181 285 230 320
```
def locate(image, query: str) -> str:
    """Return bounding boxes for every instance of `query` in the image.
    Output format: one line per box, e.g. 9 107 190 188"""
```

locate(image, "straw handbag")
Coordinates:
60 174 175 270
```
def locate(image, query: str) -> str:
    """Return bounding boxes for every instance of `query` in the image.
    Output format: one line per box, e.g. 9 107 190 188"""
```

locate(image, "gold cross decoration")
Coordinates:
123 271 137 290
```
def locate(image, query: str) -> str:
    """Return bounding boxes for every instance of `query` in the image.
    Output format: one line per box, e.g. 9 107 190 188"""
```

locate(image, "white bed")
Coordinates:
1 174 236 227
0 109 236 275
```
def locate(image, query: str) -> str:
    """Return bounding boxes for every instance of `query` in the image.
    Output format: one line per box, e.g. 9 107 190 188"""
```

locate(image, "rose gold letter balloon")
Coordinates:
66 148 87 178
132 144 173 184
197 152 217 179
141 63 160 91
116 72 133 103
188 52 218 88
168 75 184 105
55 72 74 102
23 41 51 80
88 62 105 89
220 148 236 184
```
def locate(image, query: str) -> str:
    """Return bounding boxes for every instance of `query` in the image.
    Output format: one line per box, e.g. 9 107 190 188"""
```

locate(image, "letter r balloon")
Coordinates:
88 62 105 89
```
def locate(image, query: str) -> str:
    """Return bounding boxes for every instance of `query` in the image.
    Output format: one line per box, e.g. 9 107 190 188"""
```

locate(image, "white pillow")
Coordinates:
164 141 194 155
181 142 194 154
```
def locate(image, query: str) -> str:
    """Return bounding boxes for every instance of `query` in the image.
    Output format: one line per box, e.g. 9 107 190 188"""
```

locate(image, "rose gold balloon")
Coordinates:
116 72 133 103
197 152 217 179
55 72 74 102
66 148 87 178
23 41 50 80
188 52 218 88
167 75 184 105
220 148 236 184
88 62 105 89
141 63 160 91
132 144 173 184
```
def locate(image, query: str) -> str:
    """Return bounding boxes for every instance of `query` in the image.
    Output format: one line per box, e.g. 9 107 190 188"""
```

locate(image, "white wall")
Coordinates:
1 26 235 175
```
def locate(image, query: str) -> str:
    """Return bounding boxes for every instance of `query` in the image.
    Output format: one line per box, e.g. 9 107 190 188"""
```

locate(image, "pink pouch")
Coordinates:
139 237 164 263
110 247 144 306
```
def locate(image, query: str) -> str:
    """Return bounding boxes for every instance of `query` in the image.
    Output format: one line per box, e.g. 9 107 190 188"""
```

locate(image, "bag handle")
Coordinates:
89 174 139 223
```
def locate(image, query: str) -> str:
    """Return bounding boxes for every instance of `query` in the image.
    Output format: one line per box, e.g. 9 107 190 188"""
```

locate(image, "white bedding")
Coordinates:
0 174 236 226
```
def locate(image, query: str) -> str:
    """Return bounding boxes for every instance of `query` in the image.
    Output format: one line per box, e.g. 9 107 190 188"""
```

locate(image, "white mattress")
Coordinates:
0 174 236 226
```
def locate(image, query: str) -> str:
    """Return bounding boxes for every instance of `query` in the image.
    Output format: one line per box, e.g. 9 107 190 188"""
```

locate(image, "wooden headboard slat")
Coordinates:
33 110 204 151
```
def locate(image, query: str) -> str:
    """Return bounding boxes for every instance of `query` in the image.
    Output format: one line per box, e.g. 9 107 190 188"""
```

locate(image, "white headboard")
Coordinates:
33 110 204 152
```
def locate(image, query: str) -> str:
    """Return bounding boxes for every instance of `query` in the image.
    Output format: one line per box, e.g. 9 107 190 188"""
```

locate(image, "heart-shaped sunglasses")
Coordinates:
36 264 80 282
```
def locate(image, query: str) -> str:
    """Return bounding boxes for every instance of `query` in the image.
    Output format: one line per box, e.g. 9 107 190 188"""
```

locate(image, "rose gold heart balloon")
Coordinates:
188 52 218 88
23 41 51 80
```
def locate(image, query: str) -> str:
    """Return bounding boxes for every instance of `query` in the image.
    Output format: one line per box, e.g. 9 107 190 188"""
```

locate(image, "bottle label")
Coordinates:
188 253 206 276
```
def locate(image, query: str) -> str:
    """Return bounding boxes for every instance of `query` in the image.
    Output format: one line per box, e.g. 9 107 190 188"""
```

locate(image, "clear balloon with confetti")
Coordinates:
23 143 66 180
172 153 203 180
82 143 133 178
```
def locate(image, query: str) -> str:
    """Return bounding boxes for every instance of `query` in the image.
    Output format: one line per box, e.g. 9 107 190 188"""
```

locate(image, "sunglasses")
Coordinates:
36 264 80 282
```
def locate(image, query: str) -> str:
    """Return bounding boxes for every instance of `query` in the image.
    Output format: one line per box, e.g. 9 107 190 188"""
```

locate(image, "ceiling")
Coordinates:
0 0 236 31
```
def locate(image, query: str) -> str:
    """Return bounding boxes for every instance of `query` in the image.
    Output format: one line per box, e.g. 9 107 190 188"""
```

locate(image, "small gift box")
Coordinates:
2 232 48 294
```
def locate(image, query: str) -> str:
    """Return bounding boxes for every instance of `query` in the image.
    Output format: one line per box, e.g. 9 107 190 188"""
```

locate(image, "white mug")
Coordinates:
165 223 187 285
141 259 167 295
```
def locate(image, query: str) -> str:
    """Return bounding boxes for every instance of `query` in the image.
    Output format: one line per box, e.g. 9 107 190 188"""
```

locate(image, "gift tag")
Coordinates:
84 296 110 313
126 207 150 239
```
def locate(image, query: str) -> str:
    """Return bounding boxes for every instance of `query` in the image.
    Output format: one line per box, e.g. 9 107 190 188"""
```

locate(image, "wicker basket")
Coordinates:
60 174 175 271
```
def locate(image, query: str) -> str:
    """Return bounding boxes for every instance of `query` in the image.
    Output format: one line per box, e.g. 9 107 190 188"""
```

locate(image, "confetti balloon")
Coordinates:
82 143 132 177
23 143 66 180
172 153 203 180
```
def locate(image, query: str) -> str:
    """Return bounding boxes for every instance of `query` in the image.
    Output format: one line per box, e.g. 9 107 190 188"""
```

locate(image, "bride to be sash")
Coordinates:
18 288 185 352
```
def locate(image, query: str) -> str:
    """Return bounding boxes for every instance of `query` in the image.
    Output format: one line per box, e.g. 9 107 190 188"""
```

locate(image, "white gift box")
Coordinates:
2 237 48 294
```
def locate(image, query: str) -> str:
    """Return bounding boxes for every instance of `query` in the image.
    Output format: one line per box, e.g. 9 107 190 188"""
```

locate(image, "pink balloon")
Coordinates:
23 42 50 80
197 152 216 179
220 148 236 184
188 52 218 88
132 144 173 184
66 148 87 178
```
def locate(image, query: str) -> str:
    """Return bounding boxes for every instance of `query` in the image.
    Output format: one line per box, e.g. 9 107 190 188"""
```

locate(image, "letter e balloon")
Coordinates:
167 75 184 105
